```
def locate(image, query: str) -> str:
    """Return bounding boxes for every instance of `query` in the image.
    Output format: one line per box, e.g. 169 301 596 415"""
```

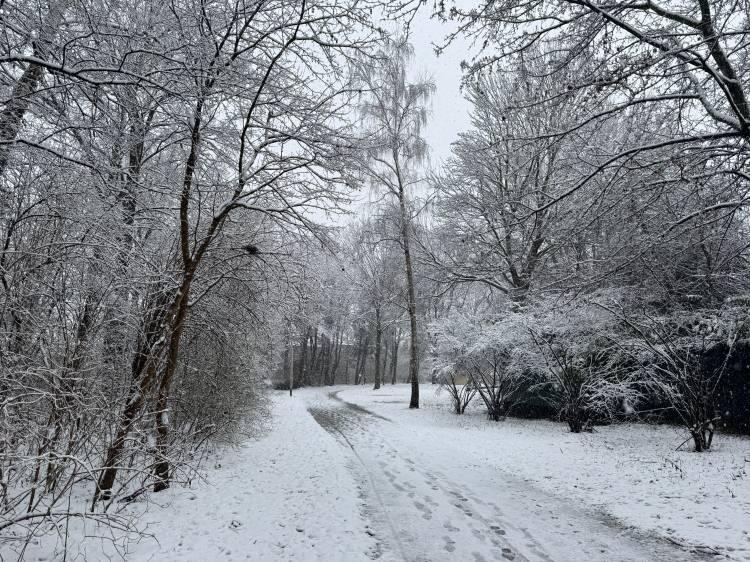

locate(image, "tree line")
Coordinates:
3 0 750 554
0 0 406 550
288 0 750 459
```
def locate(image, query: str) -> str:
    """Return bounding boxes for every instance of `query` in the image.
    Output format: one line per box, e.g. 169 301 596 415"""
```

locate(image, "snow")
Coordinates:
9 384 750 561
333 384 750 560
13 394 378 562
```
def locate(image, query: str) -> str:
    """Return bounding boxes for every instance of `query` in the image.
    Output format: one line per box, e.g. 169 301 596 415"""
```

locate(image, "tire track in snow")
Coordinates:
307 395 530 562
328 390 393 422
306 389 716 562
321 392 545 560
308 405 409 562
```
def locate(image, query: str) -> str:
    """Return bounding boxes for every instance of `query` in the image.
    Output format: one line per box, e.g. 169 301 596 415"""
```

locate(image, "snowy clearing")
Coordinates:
11 394 377 562
9 384 750 562
333 384 750 560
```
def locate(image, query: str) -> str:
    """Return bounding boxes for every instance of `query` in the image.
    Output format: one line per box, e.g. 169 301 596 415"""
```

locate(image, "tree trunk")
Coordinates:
359 333 370 385
373 307 382 390
391 329 400 385
153 274 193 492
382 331 388 385
309 327 319 384
299 329 309 386
93 287 173 506
397 184 419 408
321 336 331 385
330 327 342 384
289 333 294 397
0 0 69 177
344 343 352 384
353 331 363 385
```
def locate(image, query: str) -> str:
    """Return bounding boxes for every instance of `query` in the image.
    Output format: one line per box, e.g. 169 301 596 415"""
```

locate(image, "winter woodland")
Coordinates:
1 0 750 560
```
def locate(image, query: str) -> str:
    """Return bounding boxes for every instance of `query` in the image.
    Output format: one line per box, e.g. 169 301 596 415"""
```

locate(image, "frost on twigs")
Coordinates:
430 299 644 431
613 307 749 452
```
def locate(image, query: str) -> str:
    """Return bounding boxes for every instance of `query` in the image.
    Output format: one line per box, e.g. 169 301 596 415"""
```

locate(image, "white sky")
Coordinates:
406 9 474 168
339 7 477 219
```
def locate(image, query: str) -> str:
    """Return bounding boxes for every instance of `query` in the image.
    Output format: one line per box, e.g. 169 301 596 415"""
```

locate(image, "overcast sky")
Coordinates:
347 8 476 217
403 9 474 168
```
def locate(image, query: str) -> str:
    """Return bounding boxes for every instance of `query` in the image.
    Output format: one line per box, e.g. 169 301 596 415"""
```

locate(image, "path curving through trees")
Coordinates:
304 388 711 562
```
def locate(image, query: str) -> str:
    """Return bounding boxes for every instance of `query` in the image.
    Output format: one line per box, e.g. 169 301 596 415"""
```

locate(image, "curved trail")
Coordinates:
305 389 710 562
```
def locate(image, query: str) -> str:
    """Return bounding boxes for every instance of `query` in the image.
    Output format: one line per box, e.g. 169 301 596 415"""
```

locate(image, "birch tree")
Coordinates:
357 38 434 408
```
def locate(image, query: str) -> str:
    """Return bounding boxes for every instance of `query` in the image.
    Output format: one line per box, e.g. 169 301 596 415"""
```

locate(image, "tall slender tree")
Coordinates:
357 39 434 408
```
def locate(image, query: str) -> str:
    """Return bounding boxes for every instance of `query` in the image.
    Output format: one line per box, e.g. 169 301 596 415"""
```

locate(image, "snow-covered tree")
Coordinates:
357 37 434 408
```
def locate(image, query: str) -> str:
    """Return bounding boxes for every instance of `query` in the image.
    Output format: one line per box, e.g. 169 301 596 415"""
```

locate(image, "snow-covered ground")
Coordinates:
8 384 750 561
334 384 750 560
11 395 378 562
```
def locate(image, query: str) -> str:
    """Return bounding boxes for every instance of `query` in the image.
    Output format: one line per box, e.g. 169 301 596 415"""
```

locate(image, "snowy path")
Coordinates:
15 394 381 562
303 388 710 562
16 386 745 561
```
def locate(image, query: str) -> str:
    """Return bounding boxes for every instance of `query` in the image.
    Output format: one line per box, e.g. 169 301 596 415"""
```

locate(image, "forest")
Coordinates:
2 0 750 559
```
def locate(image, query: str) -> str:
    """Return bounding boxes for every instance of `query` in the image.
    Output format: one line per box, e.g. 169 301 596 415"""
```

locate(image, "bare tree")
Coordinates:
1 0 391 547
347 213 406 390
443 0 750 220
357 38 434 408
427 56 587 302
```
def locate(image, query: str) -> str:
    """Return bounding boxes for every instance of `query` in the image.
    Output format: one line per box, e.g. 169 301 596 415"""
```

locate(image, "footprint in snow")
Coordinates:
414 500 433 520
490 525 506 536
443 521 460 532
471 528 486 542
443 535 457 553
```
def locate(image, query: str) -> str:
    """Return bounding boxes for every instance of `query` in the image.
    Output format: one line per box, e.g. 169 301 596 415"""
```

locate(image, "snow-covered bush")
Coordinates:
430 315 476 415
531 332 633 432
528 301 642 433
430 297 650 430
430 310 533 420
458 346 525 421
434 365 477 414
615 307 748 451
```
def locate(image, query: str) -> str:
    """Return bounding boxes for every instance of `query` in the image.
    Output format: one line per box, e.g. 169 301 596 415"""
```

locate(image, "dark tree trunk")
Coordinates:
153 273 193 492
390 328 400 385
397 176 419 408
309 327 319 384
382 332 389 386
93 287 173 506
330 327 342 384
321 336 331 385
359 333 370 385
373 308 382 390
299 329 309 386
344 347 351 385
353 331 364 385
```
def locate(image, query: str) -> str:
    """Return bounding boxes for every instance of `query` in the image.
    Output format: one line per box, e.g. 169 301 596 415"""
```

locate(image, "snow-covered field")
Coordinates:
7 384 750 561
10 395 378 562
337 384 750 559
